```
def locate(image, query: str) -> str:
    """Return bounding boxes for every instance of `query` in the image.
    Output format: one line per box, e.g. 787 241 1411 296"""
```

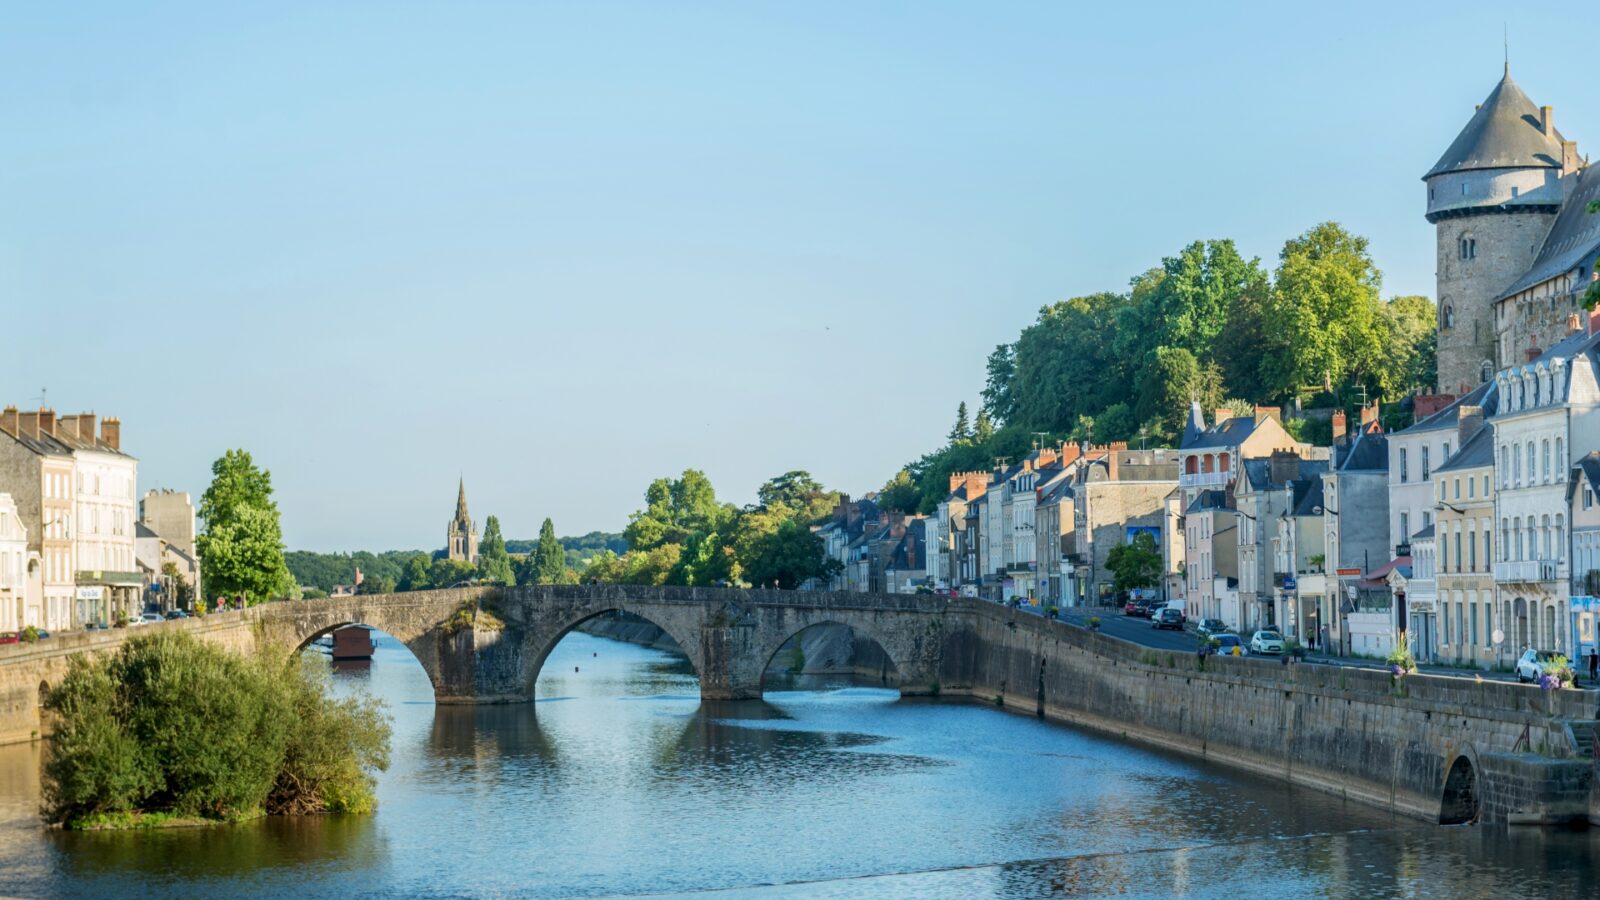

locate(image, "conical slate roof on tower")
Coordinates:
1424 66 1566 179
455 477 470 521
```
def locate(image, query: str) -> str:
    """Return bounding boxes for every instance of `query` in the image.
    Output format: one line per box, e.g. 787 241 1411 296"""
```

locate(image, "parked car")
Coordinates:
1135 598 1163 618
1211 633 1244 655
135 612 164 627
165 610 191 620
1196 618 1228 638
0 632 18 645
1516 649 1565 683
1249 630 1286 655
1124 598 1142 616
1151 608 1184 630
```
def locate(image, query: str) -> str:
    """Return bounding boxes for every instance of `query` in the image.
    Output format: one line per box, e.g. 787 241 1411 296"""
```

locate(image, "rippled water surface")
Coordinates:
3 631 1599 897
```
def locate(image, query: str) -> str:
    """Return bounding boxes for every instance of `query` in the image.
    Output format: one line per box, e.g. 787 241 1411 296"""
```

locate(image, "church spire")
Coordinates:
456 477 470 521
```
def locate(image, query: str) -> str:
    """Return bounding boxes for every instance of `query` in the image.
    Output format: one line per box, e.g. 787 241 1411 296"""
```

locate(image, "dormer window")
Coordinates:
1511 186 1520 199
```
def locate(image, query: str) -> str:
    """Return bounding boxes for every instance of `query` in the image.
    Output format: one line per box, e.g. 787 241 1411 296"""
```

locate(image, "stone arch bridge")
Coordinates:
0 585 959 742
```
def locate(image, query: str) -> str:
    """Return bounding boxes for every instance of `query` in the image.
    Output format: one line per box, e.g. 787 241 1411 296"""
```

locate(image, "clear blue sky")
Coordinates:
2 3 1590 552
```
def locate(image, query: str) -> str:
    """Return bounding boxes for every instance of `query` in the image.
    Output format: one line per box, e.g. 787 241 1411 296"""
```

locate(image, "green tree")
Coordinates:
477 515 515 585
980 344 1017 425
426 558 476 589
754 470 838 522
197 450 292 604
397 554 431 592
1135 347 1223 443
161 562 195 610
972 406 995 444
1144 239 1268 361
1105 532 1162 592
1260 222 1386 397
356 574 395 595
1377 294 1438 396
948 402 972 445
742 518 841 589
878 468 920 513
1008 292 1132 433
623 470 733 551
529 518 567 585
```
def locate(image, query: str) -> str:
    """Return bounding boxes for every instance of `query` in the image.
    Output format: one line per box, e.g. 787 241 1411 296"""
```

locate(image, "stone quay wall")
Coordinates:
938 599 1597 825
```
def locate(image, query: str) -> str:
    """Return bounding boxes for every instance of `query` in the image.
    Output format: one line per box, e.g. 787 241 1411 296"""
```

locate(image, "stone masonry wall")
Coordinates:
940 598 1595 824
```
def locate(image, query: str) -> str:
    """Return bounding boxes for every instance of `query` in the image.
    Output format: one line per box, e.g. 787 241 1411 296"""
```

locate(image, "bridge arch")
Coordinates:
1439 751 1480 825
521 606 706 699
756 618 904 695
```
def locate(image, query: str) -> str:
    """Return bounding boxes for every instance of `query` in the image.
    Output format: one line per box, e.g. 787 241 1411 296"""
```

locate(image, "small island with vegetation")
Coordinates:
42 632 390 830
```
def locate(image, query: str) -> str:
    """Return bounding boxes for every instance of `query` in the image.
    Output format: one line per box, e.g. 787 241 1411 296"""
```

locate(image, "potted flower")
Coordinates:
1538 654 1573 691
1087 616 1101 632
1386 634 1417 685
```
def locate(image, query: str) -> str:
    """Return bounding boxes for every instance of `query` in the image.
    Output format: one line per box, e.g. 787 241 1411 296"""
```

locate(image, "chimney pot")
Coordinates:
101 417 120 450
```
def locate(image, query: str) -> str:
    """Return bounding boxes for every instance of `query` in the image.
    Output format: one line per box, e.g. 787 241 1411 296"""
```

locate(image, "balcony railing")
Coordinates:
1180 471 1229 488
1494 559 1561 584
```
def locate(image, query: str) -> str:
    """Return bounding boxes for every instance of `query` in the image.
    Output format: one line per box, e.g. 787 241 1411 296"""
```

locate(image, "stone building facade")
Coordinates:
1426 66 1595 393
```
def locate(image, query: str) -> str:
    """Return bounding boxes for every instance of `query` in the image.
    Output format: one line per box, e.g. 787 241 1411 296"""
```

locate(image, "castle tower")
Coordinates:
1425 65 1571 392
447 478 479 564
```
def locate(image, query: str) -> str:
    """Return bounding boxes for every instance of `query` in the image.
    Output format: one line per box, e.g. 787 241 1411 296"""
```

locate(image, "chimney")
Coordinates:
1526 334 1541 363
1213 408 1233 425
27 409 57 438
1541 105 1553 136
1457 405 1484 446
1253 404 1281 425
0 406 16 437
1359 401 1379 427
1106 449 1120 482
70 413 95 443
1568 312 1585 335
101 417 120 450
1331 410 1347 443
1269 449 1300 486
1059 443 1082 467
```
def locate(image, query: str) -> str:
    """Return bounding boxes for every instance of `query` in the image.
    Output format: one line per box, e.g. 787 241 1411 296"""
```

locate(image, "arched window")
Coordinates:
1528 441 1537 485
1501 518 1510 562
1555 514 1565 561
1542 439 1551 483
1501 445 1510 488
1185 456 1197 475
1202 455 1213 474
1556 438 1564 479
1541 515 1552 559
1514 517 1523 560
1480 361 1493 384
1514 444 1522 486
1218 452 1230 472
1442 304 1455 329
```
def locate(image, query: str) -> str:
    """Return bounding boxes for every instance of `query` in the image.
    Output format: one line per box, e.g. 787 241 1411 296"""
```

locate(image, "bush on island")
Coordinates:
42 631 389 829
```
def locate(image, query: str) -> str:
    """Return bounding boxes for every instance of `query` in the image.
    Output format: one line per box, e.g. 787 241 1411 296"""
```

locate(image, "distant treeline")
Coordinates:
286 531 627 593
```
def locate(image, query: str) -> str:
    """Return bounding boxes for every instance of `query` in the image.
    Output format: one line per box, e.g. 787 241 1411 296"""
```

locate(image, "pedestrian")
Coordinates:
1589 647 1598 683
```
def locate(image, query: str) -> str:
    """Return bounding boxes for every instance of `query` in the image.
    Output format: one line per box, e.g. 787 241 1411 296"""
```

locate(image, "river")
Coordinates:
2 630 1598 897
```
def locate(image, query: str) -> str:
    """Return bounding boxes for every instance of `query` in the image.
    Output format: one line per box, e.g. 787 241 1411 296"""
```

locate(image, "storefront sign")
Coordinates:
75 586 104 601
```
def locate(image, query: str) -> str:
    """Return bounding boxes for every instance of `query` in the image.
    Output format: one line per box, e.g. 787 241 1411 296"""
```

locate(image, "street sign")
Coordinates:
1492 628 1505 646
1336 567 1362 577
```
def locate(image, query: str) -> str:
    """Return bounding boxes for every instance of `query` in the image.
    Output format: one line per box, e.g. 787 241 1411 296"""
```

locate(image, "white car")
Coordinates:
1249 630 1286 655
1516 649 1563 683
134 613 164 627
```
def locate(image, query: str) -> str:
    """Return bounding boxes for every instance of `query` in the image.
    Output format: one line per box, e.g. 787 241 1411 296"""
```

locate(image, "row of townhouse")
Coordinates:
1180 312 1600 668
0 406 201 632
915 442 1180 606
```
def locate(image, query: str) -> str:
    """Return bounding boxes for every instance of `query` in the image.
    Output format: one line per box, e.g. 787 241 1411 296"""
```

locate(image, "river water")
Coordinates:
2 630 1599 898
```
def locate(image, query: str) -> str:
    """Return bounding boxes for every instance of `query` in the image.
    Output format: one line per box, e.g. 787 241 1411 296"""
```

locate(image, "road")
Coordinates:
1047 606 1562 687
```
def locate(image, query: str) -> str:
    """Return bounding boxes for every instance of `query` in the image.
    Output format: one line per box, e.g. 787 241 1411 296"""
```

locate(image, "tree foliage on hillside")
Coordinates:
477 515 515 585
585 470 837 588
885 224 1436 514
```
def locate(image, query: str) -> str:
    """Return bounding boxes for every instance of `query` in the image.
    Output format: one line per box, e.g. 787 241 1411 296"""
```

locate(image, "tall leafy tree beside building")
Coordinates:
1260 222 1386 397
197 450 293 605
477 515 515 585
529 518 568 584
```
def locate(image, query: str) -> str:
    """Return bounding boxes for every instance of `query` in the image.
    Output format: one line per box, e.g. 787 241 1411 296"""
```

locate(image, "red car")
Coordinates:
1123 599 1141 616
0 632 18 645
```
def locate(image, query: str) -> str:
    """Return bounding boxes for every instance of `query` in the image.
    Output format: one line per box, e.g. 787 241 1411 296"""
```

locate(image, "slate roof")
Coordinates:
1411 523 1437 541
1290 478 1325 517
1506 329 1600 406
1574 452 1600 495
1398 379 1498 434
1181 414 1262 451
1434 423 1495 473
1335 426 1388 472
1425 69 1567 179
1240 457 1330 491
1500 164 1600 300
1185 489 1231 514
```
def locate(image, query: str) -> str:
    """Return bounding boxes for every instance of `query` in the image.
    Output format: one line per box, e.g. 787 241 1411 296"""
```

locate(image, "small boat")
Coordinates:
331 625 376 660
